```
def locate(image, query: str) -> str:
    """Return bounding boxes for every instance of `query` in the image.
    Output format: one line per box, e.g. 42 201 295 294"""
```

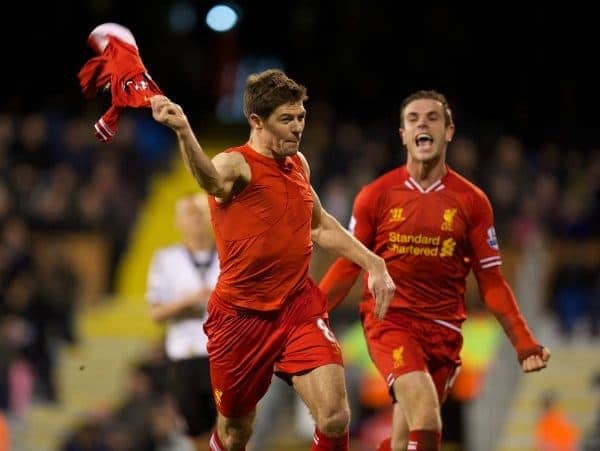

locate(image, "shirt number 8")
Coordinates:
316 318 337 343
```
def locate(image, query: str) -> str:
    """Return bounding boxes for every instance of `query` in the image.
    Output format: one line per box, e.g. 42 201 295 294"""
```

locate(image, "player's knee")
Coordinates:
418 412 442 432
218 421 253 450
316 403 350 436
222 427 252 450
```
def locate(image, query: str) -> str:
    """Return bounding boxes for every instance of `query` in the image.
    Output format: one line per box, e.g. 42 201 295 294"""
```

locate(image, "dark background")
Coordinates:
2 1 597 149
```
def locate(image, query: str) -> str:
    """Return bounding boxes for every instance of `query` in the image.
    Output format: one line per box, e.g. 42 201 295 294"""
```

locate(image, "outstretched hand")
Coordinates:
522 346 551 373
150 95 189 132
367 260 396 320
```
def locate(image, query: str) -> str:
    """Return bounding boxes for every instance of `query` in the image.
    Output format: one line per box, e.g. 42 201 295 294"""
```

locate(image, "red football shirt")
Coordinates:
208 144 313 311
348 166 501 324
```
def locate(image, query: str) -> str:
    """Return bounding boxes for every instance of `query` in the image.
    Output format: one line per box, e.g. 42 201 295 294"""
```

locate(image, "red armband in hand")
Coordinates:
477 268 543 363
77 23 163 142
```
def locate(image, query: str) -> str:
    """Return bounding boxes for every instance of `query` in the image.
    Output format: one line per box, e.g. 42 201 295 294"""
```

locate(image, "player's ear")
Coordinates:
399 127 407 146
249 113 263 130
445 123 455 143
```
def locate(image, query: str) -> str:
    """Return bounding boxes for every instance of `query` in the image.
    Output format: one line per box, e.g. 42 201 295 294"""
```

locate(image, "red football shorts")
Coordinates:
204 279 343 418
361 305 462 403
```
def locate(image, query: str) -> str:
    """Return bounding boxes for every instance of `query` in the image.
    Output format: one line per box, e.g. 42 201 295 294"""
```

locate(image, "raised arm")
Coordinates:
150 96 249 201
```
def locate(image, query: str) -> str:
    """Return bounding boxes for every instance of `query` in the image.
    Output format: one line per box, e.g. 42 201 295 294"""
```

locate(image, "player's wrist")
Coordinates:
365 255 386 274
516 343 544 364
176 123 194 139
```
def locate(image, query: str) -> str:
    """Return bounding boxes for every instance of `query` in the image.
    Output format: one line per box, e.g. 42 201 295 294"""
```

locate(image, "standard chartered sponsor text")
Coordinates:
388 233 456 257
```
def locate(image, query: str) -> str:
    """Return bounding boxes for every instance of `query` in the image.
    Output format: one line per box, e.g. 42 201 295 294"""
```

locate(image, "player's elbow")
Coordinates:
193 175 223 197
311 226 322 243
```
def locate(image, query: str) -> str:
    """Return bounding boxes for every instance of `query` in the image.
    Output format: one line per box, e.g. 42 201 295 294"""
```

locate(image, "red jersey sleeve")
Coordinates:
476 267 542 363
468 189 503 272
468 190 542 362
319 186 377 311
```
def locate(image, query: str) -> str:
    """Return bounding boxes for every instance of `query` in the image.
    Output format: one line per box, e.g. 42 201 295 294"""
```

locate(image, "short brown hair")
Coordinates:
243 69 308 119
399 90 453 128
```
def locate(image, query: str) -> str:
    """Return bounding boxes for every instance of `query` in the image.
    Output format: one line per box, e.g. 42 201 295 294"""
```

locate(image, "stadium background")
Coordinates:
1 1 598 450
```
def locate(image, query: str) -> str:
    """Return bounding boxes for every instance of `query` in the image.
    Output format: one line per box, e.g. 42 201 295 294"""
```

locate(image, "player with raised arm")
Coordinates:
151 69 395 451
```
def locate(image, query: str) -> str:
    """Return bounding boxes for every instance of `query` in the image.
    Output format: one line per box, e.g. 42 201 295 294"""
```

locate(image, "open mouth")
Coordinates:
415 133 433 146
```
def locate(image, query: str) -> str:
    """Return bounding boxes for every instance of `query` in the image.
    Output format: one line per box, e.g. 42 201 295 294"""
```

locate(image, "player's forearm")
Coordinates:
313 211 383 274
477 269 541 362
177 128 226 196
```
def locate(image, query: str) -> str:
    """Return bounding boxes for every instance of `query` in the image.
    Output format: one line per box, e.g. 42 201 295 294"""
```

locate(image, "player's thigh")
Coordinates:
392 371 440 428
392 370 440 411
292 363 349 420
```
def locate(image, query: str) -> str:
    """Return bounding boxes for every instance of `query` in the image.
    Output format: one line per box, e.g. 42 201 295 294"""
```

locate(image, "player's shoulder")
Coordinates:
358 167 404 199
445 168 489 201
216 145 248 164
223 144 248 154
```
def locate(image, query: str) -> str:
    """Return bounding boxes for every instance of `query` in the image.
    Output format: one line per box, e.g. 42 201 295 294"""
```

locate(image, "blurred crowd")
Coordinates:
60 344 193 451
0 98 598 449
0 107 171 421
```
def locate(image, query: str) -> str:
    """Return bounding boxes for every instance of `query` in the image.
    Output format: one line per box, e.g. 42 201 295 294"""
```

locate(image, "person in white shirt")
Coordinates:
147 193 218 451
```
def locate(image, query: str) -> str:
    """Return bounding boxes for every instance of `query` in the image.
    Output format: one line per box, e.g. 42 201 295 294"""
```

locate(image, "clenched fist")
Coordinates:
150 95 190 133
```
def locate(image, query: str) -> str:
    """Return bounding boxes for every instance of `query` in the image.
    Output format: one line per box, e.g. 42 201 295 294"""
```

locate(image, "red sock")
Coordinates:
376 437 391 451
407 430 441 451
311 428 349 450
209 430 225 450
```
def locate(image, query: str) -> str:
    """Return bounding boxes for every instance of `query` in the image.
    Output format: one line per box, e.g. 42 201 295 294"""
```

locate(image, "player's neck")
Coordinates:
406 159 447 189
247 133 288 160
247 135 272 158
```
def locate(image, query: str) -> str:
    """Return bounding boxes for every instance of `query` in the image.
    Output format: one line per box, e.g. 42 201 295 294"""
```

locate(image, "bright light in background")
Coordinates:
206 4 239 32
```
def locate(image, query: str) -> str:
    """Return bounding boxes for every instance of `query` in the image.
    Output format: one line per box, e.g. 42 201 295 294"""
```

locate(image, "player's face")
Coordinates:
262 102 306 157
400 98 455 164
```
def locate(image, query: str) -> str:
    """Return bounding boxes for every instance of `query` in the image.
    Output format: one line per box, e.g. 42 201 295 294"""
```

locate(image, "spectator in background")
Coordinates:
535 390 579 451
147 193 218 451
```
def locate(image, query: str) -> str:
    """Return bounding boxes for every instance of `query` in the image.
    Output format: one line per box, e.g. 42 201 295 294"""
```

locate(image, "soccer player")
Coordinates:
150 69 396 451
146 193 219 451
319 90 551 451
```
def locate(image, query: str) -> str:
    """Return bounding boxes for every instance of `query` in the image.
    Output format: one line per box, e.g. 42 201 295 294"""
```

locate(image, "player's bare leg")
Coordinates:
390 403 409 450
292 364 350 450
211 410 255 451
375 403 409 451
392 371 441 451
